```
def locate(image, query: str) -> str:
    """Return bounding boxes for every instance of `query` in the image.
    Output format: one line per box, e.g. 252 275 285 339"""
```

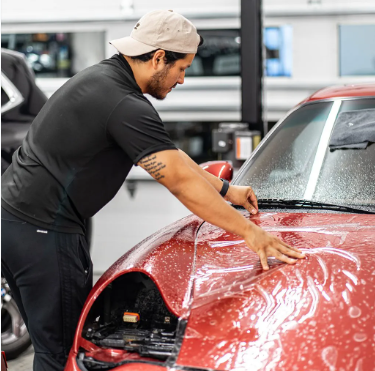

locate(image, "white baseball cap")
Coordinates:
109 9 202 56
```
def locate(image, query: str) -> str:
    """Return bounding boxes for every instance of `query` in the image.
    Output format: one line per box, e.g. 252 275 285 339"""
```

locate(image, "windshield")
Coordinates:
235 98 375 211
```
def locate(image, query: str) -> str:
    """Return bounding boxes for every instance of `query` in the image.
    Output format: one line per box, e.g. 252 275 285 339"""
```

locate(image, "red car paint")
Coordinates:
299 83 375 104
199 161 233 181
65 84 375 371
1 352 7 371
67 212 375 371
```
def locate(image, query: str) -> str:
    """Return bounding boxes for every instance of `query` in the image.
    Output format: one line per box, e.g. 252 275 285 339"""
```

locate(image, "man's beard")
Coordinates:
146 65 172 100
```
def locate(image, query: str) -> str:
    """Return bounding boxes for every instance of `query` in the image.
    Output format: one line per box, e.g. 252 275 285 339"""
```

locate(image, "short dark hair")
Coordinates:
130 49 187 65
130 36 204 65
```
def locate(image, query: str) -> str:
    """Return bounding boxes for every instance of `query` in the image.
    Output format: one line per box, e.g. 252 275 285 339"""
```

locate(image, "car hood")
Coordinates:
176 210 375 371
74 211 375 371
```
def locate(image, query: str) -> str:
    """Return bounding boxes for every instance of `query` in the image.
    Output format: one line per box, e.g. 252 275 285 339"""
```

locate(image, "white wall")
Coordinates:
3 0 375 22
265 13 375 81
71 32 106 74
1 0 126 22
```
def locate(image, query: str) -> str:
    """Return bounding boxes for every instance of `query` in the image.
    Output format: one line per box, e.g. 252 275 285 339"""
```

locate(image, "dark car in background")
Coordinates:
1 48 48 174
65 84 375 371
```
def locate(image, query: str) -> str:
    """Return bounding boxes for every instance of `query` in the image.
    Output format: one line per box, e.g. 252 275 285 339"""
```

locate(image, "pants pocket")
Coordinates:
77 235 92 286
55 233 93 354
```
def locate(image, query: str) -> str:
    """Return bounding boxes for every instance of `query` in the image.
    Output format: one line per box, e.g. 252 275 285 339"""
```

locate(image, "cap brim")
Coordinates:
109 36 156 57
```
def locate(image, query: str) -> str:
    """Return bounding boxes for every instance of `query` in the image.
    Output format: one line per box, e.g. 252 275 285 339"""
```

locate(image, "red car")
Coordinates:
65 84 375 371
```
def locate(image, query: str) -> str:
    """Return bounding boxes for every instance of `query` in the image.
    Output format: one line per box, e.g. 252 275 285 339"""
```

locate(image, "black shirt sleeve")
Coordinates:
106 93 177 164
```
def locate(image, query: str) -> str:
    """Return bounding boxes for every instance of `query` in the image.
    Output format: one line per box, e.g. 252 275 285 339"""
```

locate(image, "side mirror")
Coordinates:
199 161 233 182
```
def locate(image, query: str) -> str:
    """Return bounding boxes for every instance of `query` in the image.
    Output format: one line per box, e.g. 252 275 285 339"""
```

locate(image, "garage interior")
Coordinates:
1 0 375 369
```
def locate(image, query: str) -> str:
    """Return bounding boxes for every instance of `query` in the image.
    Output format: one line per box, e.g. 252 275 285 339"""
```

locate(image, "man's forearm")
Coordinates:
178 149 224 193
179 149 259 213
139 150 247 237
139 150 305 270
169 166 254 239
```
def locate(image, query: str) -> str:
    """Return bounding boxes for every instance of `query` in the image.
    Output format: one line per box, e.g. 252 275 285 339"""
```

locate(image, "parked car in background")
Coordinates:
64 84 375 371
1 48 48 174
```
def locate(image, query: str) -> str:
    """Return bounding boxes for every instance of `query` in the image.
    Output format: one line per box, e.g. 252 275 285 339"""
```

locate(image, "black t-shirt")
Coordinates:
1 54 177 234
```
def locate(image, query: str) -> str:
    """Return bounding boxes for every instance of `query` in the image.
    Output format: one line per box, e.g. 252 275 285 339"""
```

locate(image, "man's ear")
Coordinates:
152 50 166 69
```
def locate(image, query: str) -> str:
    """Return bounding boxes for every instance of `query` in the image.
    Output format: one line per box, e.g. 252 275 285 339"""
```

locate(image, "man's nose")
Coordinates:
177 71 185 85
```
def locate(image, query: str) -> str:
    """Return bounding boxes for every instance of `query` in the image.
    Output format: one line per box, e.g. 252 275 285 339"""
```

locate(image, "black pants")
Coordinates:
1 208 93 370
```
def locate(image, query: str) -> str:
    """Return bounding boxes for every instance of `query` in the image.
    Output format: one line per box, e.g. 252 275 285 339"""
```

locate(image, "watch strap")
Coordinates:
219 178 230 197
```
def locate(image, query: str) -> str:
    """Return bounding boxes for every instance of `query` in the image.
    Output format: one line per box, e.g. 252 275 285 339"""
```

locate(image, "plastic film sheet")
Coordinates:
176 212 375 371
105 216 204 316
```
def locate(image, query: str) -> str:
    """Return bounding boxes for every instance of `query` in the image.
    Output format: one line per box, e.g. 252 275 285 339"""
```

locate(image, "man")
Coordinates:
1 10 305 371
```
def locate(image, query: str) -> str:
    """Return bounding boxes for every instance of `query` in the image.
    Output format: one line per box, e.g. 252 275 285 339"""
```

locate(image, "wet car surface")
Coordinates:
177 212 374 370
65 84 375 371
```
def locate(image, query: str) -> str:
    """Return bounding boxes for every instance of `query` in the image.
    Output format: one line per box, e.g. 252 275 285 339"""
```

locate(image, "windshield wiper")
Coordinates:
254 199 375 214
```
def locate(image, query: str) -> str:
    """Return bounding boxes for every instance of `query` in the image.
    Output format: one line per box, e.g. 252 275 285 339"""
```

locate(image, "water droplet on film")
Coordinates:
348 306 361 318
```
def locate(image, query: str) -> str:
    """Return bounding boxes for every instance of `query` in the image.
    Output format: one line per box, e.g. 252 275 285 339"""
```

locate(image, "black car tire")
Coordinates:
1 296 32 360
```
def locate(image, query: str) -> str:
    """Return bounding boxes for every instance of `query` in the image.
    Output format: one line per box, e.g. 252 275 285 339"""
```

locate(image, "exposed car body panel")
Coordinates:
72 214 203 353
91 214 203 317
176 211 375 370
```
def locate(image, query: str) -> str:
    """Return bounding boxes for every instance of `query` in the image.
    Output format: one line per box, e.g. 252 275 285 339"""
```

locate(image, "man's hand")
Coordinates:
244 223 305 270
224 185 259 215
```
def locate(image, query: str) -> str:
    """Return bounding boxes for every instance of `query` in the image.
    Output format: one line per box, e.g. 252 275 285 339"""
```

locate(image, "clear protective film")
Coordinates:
176 211 375 371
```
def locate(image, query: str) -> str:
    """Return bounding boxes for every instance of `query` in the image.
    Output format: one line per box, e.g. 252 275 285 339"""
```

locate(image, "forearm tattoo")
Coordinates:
140 155 166 181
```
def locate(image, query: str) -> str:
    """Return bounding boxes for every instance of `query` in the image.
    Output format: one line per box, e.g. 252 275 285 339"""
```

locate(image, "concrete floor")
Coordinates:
5 180 191 370
7 345 34 371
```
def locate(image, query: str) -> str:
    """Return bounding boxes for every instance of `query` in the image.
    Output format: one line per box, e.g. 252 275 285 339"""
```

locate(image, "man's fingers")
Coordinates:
248 189 258 211
258 250 269 270
246 229 305 271
249 202 258 214
245 201 258 215
278 239 305 255
273 250 298 265
278 240 305 256
278 245 306 259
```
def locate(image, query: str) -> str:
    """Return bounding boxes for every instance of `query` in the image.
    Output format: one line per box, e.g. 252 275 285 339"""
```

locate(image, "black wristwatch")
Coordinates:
219 178 230 197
